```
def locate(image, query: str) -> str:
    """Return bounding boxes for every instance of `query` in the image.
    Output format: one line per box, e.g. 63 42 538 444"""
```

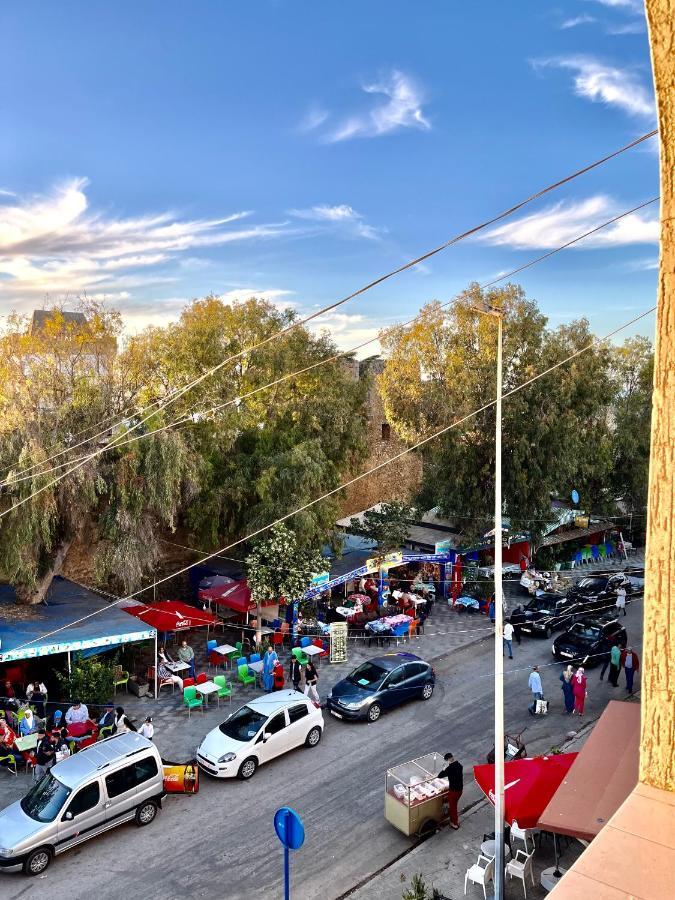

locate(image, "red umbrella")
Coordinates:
198 580 254 613
473 754 578 829
124 601 217 632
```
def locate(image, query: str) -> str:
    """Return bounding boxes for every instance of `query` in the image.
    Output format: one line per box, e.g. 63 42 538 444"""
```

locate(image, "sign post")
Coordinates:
274 807 305 900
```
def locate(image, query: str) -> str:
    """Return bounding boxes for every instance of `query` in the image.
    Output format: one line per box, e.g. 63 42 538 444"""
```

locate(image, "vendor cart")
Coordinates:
385 752 449 837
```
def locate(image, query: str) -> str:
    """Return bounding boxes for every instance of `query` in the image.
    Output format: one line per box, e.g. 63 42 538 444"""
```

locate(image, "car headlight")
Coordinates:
343 700 365 710
0 848 13 856
534 622 546 630
218 752 237 764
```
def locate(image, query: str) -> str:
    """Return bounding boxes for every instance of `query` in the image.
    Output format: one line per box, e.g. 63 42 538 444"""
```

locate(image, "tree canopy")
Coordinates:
349 500 414 555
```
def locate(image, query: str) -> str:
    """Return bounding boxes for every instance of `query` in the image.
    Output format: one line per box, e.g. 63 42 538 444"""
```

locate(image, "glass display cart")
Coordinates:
385 752 449 837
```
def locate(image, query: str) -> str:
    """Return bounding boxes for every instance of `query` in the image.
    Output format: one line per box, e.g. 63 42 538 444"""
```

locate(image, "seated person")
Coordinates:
19 708 37 736
98 702 116 730
65 700 90 726
158 648 184 691
0 715 18 763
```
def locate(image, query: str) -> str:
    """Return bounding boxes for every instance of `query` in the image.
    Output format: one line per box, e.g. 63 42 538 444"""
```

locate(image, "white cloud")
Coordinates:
217 288 296 310
310 311 381 354
288 204 385 240
534 56 655 118
303 70 431 143
606 20 646 34
0 178 290 302
479 195 659 250
585 0 641 8
560 15 597 29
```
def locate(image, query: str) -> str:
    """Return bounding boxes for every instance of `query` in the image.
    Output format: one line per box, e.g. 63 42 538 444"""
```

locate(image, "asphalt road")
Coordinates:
1 600 642 900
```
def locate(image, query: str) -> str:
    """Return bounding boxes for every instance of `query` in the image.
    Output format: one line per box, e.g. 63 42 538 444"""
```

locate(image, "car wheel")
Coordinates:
305 726 322 747
238 757 258 780
135 801 158 826
23 847 52 876
421 683 434 701
418 818 438 838
367 703 382 723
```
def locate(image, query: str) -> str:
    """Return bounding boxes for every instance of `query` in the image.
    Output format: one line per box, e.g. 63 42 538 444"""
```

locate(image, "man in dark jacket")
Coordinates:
438 752 464 829
290 658 302 693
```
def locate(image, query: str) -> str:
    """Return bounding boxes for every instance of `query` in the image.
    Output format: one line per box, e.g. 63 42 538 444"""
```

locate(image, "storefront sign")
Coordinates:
310 571 330 588
366 550 403 571
329 622 348 664
0 628 156 664
434 539 452 554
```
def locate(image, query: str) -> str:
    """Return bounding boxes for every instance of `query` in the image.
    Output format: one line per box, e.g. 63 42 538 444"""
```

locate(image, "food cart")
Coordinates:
385 752 449 837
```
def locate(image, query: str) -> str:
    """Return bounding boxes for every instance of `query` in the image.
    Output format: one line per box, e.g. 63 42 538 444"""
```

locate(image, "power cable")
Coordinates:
1 196 658 488
0 131 656 488
7 304 655 653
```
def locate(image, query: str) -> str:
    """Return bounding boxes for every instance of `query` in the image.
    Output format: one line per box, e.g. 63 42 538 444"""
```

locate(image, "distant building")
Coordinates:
30 309 88 334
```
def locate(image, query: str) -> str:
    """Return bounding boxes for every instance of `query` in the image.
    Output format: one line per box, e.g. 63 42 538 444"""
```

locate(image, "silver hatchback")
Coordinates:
0 732 165 876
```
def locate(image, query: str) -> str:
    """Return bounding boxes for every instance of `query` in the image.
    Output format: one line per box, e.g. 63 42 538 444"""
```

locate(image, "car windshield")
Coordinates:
569 623 601 640
347 662 387 689
20 772 71 823
526 598 557 613
219 706 267 742
577 578 605 590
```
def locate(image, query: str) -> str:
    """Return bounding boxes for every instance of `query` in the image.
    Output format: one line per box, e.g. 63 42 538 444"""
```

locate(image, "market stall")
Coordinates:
385 752 449 837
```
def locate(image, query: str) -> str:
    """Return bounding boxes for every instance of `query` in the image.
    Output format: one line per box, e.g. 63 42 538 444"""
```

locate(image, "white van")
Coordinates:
0 732 165 876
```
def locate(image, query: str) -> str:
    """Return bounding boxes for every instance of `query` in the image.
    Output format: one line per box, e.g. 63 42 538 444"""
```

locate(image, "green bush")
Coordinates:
57 658 114 706
402 874 444 900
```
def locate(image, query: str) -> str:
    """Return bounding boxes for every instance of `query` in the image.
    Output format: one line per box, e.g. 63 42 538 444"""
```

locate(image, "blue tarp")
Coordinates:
0 577 156 663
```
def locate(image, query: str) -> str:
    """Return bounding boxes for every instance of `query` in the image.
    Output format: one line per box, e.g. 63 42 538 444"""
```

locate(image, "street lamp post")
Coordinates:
473 303 505 900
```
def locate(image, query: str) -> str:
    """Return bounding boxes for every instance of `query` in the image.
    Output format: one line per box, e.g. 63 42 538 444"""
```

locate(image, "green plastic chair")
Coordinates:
213 675 233 706
237 665 256 689
598 544 607 559
98 725 114 740
0 752 17 776
112 665 130 694
292 646 309 665
183 686 204 716
235 641 243 655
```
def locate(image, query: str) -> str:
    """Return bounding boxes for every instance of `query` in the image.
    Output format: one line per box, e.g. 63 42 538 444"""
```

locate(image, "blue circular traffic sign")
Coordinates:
274 807 305 850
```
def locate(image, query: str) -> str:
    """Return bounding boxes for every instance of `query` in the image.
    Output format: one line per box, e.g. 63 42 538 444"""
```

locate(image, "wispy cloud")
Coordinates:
0 178 290 302
533 56 655 118
560 15 597 29
606 20 646 34
288 204 385 240
217 287 295 309
585 0 642 9
302 70 431 143
311 311 381 353
479 195 659 250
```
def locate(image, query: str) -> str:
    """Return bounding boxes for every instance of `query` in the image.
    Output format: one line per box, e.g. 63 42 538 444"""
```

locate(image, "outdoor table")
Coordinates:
258 626 274 636
480 839 511 861
214 644 238 667
166 661 190 675
540 867 567 892
14 733 38 752
302 644 324 666
195 681 220 707
248 660 264 686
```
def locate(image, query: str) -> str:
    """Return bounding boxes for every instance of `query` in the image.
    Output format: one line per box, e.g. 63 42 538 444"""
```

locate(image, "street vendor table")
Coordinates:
385 752 449 837
302 644 324 666
14 733 38 752
195 681 220 706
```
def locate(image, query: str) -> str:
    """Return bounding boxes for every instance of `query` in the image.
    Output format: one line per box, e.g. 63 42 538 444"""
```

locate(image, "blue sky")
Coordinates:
0 0 658 350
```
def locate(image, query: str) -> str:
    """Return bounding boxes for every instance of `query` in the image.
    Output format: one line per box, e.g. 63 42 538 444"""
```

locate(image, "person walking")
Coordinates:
528 666 544 715
572 667 588 716
304 661 320 705
620 646 640 694
34 728 55 781
488 598 495 625
262 646 279 692
608 642 621 687
113 706 136 734
290 657 302 693
615 585 627 617
438 752 464 829
510 607 524 645
560 665 575 714
138 716 154 740
503 621 514 659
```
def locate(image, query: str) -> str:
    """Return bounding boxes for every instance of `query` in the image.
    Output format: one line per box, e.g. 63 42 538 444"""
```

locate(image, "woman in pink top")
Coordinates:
572 667 587 715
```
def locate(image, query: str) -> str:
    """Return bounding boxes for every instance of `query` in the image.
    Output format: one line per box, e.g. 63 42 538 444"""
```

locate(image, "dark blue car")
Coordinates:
326 653 435 723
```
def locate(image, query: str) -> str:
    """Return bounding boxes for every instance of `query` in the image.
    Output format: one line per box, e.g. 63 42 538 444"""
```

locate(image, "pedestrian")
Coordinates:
113 706 136 734
290 656 302 693
438 752 464 829
615 585 627 617
503 621 514 659
304 661 320 705
598 636 612 681
608 642 621 686
34 727 55 780
559 665 575 714
262 646 278 693
572 667 587 716
510 607 523 645
488 598 495 624
138 716 154 740
272 659 285 691
178 639 196 678
527 666 544 716
620 646 640 694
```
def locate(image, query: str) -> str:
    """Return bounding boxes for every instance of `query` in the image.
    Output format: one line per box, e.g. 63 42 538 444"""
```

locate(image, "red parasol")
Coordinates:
473 753 578 829
124 601 217 632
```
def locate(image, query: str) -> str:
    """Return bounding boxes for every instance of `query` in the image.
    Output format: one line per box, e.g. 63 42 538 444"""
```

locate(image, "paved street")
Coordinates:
0 589 643 900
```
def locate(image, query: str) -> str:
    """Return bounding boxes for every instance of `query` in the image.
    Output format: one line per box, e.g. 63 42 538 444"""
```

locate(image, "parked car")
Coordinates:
566 573 633 611
519 592 581 638
551 611 627 666
0 733 164 877
326 652 435 723
196 690 323 780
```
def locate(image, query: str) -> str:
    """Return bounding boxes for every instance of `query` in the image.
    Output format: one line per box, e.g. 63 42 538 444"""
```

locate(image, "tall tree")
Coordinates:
349 500 414 555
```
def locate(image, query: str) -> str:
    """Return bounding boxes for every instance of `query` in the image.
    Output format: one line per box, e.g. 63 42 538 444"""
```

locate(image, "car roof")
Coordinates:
366 653 424 671
246 690 311 716
51 732 155 789
530 592 565 602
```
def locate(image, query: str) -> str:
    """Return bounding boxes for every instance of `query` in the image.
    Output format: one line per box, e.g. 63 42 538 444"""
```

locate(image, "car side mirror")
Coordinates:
64 811 74 821
263 732 271 742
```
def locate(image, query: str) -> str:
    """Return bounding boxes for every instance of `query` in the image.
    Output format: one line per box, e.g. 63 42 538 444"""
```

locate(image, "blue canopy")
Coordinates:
0 577 155 664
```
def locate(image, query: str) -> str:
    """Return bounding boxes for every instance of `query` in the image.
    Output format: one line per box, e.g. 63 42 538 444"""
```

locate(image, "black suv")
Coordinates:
552 611 627 666
519 592 581 638
567 573 633 613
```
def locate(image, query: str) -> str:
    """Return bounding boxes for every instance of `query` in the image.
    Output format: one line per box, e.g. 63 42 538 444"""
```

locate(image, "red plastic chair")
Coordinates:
183 677 195 688
196 672 208 685
272 631 285 648
208 651 222 671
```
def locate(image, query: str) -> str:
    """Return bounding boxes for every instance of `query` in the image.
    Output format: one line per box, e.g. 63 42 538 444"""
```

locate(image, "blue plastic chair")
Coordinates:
300 636 312 648
249 653 261 664
591 544 600 562
207 638 218 655
236 656 248 669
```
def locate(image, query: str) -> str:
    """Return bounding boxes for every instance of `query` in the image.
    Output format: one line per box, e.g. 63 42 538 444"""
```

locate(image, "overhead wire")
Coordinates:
0 130 656 491
8 303 655 653
1 196 659 488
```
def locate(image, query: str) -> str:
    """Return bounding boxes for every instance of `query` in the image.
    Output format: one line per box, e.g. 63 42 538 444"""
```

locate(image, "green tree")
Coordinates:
349 500 414 555
245 523 325 642
56 657 114 705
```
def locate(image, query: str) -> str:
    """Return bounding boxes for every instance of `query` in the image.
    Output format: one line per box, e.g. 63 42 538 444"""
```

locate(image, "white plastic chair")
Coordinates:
511 819 535 854
464 854 495 898
506 849 536 898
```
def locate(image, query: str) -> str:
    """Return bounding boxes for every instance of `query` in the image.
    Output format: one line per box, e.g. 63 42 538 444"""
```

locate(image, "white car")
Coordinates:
196 690 324 780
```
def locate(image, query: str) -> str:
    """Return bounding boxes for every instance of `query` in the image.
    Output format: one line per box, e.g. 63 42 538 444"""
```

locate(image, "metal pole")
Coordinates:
493 312 505 900
284 845 290 900
67 650 71 675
